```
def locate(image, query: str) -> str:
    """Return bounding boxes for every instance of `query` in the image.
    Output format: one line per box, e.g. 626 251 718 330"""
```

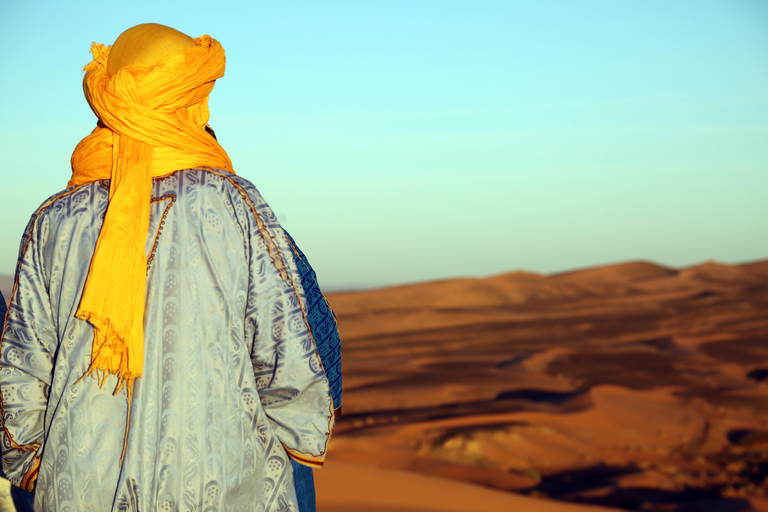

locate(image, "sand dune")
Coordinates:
325 259 768 512
315 460 621 512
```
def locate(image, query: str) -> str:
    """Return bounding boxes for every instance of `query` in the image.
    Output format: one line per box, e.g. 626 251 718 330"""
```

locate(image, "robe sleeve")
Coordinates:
235 180 334 468
282 231 342 418
0 211 55 489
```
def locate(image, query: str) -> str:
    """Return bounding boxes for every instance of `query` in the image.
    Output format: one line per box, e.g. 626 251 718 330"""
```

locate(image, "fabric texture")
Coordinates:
284 233 343 417
290 460 316 512
284 235 342 512
0 168 333 511
70 35 233 390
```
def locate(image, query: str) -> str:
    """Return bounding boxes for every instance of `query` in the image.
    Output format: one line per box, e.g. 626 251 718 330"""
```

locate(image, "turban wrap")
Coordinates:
69 25 234 393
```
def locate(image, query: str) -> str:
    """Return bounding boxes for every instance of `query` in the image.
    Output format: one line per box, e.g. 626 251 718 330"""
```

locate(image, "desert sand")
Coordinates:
314 460 621 512
322 259 768 512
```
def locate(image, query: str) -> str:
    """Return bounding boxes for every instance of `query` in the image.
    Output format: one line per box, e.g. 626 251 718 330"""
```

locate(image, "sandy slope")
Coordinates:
326 259 768 511
315 460 621 512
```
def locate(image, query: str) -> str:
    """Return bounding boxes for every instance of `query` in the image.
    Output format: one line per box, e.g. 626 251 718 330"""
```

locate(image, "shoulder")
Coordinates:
30 181 108 223
155 168 267 205
20 182 109 244
183 167 279 225
199 168 270 209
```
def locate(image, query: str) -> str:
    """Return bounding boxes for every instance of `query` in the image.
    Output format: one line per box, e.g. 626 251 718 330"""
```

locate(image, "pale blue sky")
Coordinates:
1 1 766 289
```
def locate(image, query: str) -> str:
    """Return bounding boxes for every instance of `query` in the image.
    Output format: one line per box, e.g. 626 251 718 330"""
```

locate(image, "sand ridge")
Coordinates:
325 258 768 511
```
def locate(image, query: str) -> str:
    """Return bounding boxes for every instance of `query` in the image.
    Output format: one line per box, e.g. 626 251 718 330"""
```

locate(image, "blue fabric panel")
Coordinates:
283 231 342 414
290 459 316 512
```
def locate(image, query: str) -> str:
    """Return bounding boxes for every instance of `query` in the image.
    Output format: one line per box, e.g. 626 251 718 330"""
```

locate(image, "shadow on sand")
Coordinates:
527 464 758 512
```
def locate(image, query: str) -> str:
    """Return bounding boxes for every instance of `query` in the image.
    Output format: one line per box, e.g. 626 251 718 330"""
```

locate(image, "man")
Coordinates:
0 24 338 511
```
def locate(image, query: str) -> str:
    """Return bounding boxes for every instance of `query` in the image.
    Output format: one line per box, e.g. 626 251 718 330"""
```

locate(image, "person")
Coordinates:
0 23 339 512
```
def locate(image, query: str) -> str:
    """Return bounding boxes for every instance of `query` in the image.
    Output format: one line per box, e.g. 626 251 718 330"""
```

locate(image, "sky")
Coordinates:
0 0 766 290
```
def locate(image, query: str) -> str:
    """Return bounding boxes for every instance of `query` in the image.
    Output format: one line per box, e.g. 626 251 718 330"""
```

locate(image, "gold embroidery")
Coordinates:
19 455 40 491
146 193 177 275
282 442 326 467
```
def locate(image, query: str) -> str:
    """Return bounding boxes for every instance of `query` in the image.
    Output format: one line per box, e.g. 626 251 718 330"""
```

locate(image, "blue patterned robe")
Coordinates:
0 168 334 511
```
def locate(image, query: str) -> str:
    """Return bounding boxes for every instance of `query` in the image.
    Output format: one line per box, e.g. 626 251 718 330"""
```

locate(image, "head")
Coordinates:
82 23 200 115
78 23 226 137
107 23 196 76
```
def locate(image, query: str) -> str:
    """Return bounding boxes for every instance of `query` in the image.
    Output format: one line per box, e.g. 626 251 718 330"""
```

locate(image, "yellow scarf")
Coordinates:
70 32 233 392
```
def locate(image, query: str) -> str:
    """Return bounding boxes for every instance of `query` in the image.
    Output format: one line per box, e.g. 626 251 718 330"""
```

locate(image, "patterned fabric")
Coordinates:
0 168 334 512
283 232 342 416
282 233 341 512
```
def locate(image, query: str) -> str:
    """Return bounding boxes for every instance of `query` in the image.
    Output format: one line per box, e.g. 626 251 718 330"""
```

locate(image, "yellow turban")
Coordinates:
70 24 234 392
